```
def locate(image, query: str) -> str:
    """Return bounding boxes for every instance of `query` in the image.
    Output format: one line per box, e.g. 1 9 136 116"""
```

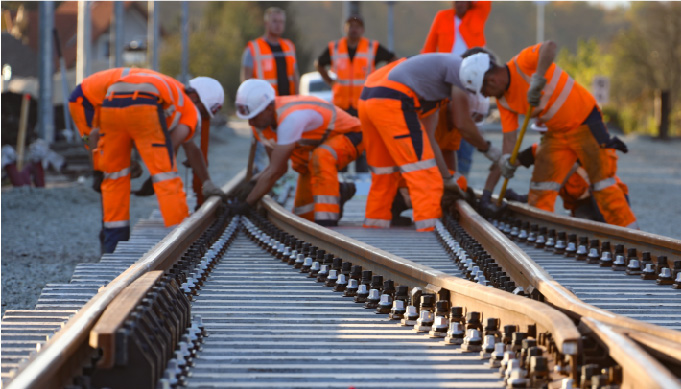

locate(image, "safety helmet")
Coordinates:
459 53 491 94
235 79 276 119
468 92 490 125
189 77 224 118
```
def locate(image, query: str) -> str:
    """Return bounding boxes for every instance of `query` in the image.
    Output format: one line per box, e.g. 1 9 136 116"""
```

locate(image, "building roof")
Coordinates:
1 32 39 78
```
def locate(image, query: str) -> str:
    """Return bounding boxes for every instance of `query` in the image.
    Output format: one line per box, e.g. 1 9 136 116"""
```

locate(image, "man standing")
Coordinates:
234 79 362 227
460 42 637 228
358 54 501 232
97 70 226 252
422 1 492 177
316 15 396 117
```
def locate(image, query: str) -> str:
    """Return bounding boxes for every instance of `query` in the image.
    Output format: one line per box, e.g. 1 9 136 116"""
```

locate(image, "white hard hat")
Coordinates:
235 79 276 120
459 53 491 94
530 122 548 133
189 77 224 118
468 92 489 125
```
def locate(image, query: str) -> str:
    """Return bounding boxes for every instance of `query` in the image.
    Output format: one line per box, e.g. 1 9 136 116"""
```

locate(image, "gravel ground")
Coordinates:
1 123 251 315
2 123 679 315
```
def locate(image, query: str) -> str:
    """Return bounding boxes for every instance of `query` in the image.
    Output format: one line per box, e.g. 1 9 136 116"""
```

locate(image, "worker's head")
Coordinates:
187 77 224 119
235 79 276 128
453 1 471 18
264 7 286 37
345 15 365 41
460 47 505 99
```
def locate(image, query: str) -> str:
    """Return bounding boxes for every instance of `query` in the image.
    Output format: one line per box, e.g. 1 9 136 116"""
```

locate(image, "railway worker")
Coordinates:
460 42 638 228
422 1 492 178
316 14 397 117
358 54 501 232
234 79 363 227
241 6 299 174
97 70 226 253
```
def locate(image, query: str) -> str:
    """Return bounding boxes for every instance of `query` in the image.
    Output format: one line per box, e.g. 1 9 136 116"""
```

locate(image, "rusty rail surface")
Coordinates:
6 170 246 389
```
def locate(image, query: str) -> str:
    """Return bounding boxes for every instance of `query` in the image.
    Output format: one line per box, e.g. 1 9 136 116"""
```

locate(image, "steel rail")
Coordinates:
6 170 247 389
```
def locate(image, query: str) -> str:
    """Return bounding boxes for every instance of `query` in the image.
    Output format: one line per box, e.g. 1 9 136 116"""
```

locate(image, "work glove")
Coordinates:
202 180 224 198
479 189 506 218
443 176 462 193
528 73 547 107
505 188 528 203
498 154 518 179
480 141 502 163
227 199 251 216
92 171 104 193
232 179 257 202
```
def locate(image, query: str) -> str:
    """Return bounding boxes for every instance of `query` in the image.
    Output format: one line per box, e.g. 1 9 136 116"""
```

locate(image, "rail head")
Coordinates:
7 170 247 389
262 195 581 356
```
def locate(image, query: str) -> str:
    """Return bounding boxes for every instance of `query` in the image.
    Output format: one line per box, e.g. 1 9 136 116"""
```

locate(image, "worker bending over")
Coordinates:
235 79 363 227
97 70 225 253
460 42 637 228
359 54 501 231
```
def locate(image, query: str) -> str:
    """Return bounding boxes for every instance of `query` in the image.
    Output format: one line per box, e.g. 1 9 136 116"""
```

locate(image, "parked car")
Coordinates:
299 71 335 103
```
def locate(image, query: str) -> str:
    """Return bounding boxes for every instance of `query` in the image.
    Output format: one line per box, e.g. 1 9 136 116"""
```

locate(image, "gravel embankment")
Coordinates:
2 124 679 315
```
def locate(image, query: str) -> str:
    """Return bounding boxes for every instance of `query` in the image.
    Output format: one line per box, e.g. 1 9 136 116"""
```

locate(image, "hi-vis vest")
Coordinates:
329 37 378 110
247 37 297 96
82 67 143 106
252 96 361 172
497 43 596 133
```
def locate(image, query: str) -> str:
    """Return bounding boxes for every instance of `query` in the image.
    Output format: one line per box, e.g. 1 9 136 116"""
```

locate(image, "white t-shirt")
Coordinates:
452 15 468 58
275 109 324 145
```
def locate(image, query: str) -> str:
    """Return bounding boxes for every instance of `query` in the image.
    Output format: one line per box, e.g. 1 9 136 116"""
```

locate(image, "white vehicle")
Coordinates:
298 71 335 103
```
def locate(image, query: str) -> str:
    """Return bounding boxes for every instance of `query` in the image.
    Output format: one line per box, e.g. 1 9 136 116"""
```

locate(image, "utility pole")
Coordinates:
181 1 189 84
112 1 124 68
76 0 91 84
387 1 395 52
342 1 360 33
38 2 55 143
536 1 545 44
148 1 159 71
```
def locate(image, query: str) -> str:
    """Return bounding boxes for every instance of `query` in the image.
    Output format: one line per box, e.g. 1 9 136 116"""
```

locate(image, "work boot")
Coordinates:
132 177 155 196
339 182 356 220
479 190 506 218
391 192 412 226
130 159 143 179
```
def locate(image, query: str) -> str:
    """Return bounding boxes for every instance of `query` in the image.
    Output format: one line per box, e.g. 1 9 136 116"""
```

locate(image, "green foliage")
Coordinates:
556 38 613 90
160 2 310 113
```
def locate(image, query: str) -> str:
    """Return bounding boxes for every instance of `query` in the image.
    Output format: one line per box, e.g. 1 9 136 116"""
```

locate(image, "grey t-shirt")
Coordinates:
388 53 464 102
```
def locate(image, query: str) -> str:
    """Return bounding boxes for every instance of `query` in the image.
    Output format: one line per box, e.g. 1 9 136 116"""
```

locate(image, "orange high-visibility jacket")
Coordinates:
247 37 297 96
82 68 143 106
498 43 597 134
328 37 379 110
111 71 199 140
252 95 361 148
421 2 492 54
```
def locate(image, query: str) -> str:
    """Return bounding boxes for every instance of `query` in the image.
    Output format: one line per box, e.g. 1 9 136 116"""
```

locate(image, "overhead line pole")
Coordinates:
38 2 55 143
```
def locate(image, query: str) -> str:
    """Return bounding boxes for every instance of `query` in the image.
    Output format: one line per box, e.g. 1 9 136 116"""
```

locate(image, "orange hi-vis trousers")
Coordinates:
292 132 362 224
530 120 637 228
99 91 189 252
358 84 443 232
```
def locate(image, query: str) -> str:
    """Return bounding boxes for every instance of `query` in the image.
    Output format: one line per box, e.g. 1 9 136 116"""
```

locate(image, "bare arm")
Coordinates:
240 48 253 82
246 143 294 205
536 41 557 76
483 130 518 192
421 112 450 178
182 140 209 184
316 61 335 87
450 86 488 150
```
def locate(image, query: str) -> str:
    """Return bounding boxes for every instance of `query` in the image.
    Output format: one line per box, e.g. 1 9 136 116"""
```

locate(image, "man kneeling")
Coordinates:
235 79 361 226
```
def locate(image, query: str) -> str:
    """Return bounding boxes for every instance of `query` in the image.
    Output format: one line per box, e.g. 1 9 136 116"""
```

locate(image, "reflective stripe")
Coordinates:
107 82 161 96
103 168 130 180
592 177 617 192
168 112 181 131
400 158 436 173
369 165 399 175
314 195 339 205
104 220 130 229
513 59 530 83
537 65 561 112
414 218 437 230
294 203 315 215
363 218 391 228
135 72 179 107
530 181 561 192
318 144 337 160
152 171 179 183
497 96 511 111
250 42 265 80
121 67 131 77
540 77 574 122
335 79 367 86
452 172 463 180
277 100 337 143
315 211 339 221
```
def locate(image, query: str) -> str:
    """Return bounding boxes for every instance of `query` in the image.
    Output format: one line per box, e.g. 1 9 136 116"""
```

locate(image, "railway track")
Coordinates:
2 170 680 388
